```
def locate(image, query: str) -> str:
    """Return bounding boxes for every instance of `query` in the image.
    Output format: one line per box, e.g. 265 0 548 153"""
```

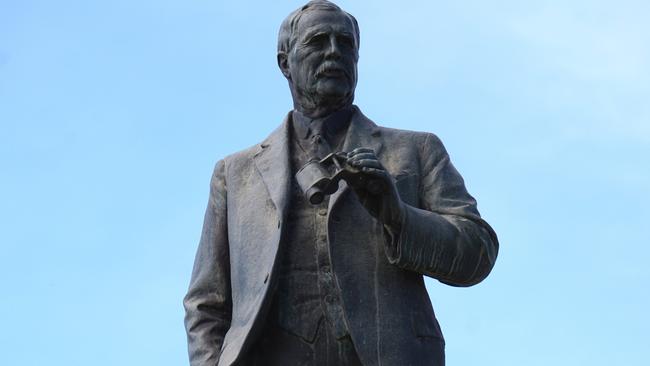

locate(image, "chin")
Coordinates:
315 84 350 101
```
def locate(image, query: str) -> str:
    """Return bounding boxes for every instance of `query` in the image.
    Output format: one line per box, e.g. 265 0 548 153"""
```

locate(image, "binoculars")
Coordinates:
295 151 385 205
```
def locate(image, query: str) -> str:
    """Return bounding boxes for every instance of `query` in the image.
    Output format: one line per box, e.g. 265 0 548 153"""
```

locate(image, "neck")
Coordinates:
294 98 353 119
291 88 354 119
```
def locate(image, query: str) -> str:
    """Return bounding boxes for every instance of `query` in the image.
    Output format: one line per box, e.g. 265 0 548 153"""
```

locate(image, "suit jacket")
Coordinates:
184 106 499 366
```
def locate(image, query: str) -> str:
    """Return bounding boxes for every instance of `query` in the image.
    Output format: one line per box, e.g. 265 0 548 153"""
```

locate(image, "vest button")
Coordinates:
325 294 336 303
318 208 327 216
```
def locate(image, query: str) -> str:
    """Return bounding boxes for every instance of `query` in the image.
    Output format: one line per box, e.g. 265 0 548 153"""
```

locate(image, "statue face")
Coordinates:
286 9 359 106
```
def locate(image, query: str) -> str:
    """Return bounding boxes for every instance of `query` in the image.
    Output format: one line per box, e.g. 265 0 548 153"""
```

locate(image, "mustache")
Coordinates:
315 62 350 79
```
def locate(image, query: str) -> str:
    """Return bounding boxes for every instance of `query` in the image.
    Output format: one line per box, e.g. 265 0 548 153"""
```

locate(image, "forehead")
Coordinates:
295 9 355 38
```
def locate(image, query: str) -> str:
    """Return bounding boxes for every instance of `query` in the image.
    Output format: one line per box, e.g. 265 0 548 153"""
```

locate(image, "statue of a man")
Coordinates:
183 1 498 365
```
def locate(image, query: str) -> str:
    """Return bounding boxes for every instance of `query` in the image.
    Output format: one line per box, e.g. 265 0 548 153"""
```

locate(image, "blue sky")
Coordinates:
1 0 648 365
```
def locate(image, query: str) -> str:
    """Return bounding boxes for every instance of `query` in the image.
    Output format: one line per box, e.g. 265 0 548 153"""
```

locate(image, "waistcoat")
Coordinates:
268 113 351 342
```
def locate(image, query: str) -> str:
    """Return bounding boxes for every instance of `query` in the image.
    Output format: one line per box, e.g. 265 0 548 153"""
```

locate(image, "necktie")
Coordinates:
309 119 332 160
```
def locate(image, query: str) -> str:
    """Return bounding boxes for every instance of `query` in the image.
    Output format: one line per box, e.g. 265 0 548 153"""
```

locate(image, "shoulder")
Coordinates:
357 109 447 157
377 125 439 145
218 113 290 171
222 143 261 168
379 127 448 174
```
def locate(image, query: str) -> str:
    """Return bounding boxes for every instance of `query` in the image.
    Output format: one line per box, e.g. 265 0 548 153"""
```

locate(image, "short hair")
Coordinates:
277 0 360 54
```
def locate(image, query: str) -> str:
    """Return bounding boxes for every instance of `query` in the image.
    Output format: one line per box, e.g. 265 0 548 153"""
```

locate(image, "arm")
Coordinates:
385 133 498 286
183 160 232 366
347 134 498 286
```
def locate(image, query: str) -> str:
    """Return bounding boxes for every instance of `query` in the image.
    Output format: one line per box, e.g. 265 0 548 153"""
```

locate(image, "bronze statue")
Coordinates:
184 1 498 365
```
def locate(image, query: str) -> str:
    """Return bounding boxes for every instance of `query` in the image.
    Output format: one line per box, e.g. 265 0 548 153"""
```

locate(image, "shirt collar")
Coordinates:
292 106 354 140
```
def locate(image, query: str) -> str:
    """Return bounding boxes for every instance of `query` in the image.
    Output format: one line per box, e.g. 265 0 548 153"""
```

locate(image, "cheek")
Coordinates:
298 60 320 77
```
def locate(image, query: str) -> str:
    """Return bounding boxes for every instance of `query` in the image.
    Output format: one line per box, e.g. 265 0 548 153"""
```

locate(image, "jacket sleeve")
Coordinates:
385 133 499 286
183 160 232 365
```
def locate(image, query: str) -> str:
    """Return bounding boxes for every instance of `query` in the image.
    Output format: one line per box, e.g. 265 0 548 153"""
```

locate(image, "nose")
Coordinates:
324 35 342 60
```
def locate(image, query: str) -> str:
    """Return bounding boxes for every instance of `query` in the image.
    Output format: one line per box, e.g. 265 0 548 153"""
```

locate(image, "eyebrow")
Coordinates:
300 26 354 42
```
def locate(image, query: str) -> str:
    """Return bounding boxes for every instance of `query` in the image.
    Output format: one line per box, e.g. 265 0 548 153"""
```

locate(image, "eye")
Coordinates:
306 33 328 47
337 35 354 48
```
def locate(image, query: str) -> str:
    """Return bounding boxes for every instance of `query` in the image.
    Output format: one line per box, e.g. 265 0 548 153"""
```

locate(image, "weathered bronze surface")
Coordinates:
184 1 498 365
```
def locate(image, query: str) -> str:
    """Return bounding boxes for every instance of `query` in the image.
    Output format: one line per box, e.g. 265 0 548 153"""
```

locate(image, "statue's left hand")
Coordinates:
345 147 405 231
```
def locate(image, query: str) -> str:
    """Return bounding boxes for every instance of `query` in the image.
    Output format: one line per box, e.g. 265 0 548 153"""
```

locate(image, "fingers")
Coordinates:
349 159 383 169
347 152 375 162
358 167 389 179
347 147 375 157
344 147 391 195
347 149 383 170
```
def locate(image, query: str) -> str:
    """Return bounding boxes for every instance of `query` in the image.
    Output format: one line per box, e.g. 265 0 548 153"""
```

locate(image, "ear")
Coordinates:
277 51 291 79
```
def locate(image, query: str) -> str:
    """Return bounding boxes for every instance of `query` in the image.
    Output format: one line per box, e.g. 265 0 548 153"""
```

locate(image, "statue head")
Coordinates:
277 1 360 118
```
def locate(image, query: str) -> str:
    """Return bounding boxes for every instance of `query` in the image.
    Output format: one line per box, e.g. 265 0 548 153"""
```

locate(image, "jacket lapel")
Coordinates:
328 106 384 212
252 108 382 219
253 113 292 220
